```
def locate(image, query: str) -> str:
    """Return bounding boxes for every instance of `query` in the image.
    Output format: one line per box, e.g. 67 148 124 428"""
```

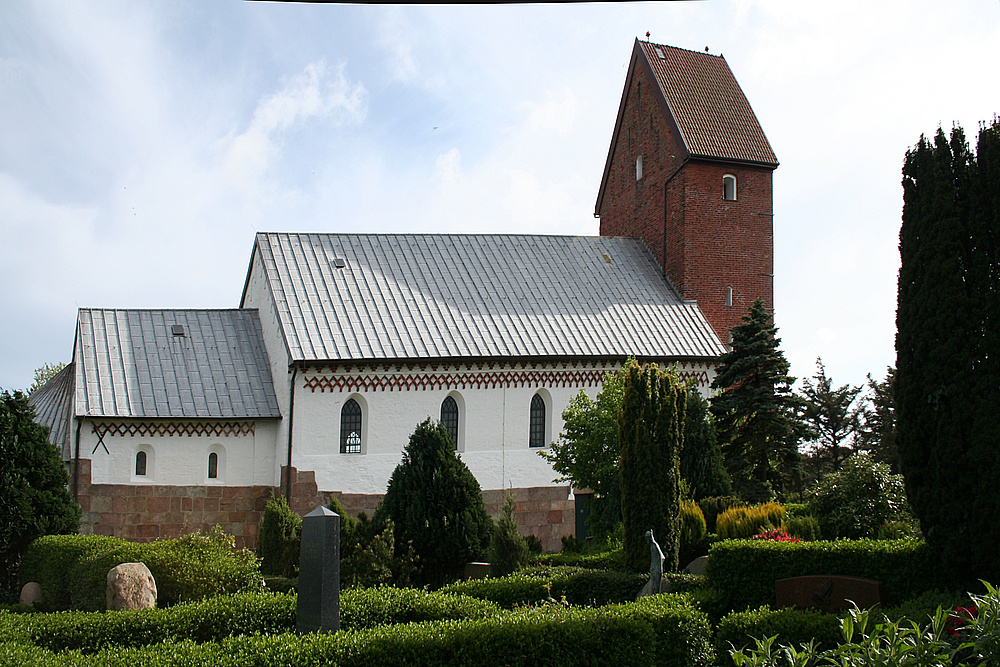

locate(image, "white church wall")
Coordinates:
80 419 278 486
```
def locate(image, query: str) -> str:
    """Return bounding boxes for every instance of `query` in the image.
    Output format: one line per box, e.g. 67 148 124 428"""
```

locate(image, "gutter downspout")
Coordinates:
284 364 298 500
72 418 82 501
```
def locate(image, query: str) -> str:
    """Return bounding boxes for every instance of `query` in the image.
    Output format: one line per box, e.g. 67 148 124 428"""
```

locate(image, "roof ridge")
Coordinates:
639 39 722 59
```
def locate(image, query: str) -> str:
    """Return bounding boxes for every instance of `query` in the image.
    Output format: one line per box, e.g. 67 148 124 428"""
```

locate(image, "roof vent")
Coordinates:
655 47 665 59
332 258 347 269
171 324 186 337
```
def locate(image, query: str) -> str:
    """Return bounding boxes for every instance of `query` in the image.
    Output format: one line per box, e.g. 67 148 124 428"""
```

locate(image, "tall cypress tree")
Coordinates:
710 298 807 503
897 120 1000 585
619 360 685 573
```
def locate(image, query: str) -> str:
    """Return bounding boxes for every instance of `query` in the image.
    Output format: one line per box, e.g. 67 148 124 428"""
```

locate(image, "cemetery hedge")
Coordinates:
0 593 713 667
1 588 498 654
18 529 261 611
713 606 842 666
705 538 941 612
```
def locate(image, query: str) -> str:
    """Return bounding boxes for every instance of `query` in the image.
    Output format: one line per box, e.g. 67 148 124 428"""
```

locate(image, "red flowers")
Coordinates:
751 528 801 543
946 605 978 639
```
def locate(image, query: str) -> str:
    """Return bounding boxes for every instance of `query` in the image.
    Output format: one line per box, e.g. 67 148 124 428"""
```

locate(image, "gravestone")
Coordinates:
296 506 341 634
19 582 43 607
775 575 885 613
683 555 709 576
464 562 492 580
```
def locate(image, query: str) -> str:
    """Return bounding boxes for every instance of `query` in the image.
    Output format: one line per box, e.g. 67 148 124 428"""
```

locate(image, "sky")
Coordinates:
2 0 998 397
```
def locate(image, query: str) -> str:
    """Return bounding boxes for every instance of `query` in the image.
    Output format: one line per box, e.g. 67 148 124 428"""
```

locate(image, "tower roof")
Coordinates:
596 39 778 214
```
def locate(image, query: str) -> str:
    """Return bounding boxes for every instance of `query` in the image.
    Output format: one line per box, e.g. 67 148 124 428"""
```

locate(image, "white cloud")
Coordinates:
223 61 367 185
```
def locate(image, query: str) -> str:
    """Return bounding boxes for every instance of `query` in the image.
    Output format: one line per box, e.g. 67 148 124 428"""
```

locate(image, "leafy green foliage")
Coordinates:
378 419 491 588
0 591 715 667
785 514 821 541
716 605 842 666
489 491 531 577
711 299 808 502
807 452 912 540
897 120 1000 586
681 387 732 500
619 360 686 572
0 390 80 594
26 363 67 395
18 528 261 611
258 496 301 577
705 538 941 614
540 367 625 538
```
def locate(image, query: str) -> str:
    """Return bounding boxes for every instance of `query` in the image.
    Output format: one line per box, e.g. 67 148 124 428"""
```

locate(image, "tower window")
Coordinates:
723 174 737 200
725 286 733 307
341 399 363 453
636 154 644 181
441 396 459 450
529 394 546 448
208 452 218 479
135 451 147 476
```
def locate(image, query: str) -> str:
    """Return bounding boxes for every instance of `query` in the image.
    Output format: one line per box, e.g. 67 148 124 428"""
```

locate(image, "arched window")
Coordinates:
208 452 219 479
441 396 459 450
135 451 147 476
723 174 737 200
725 286 734 307
341 399 363 453
529 394 546 448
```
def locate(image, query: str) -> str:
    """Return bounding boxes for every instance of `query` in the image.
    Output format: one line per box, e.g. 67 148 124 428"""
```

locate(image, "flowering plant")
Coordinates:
751 528 800 543
946 605 978 639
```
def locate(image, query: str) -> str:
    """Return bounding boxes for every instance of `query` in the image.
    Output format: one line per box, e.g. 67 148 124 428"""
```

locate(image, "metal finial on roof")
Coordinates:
646 31 650 39
705 46 709 52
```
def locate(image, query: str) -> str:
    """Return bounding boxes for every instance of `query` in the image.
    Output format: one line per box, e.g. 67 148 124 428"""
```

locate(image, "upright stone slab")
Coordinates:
296 506 340 634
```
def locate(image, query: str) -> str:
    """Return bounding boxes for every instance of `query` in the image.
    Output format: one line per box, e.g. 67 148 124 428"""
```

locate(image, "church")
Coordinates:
30 40 777 552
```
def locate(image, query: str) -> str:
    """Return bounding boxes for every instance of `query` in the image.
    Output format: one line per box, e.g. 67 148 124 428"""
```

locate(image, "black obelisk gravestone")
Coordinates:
296 506 340 634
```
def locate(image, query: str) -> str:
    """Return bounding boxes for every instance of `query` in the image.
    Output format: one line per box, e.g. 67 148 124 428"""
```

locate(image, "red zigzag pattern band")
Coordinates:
93 421 256 438
304 369 710 393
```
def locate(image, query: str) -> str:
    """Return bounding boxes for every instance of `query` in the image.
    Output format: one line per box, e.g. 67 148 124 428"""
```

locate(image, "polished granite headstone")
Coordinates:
296 506 340 634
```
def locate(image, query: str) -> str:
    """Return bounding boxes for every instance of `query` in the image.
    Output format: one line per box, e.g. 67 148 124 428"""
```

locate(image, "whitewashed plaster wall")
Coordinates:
80 419 279 486
288 360 714 496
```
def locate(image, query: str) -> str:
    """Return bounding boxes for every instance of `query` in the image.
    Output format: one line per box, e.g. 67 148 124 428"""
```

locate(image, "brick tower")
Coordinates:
595 40 778 345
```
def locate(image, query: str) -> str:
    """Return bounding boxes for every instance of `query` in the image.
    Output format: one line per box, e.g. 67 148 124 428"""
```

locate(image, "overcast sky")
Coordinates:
2 1 998 397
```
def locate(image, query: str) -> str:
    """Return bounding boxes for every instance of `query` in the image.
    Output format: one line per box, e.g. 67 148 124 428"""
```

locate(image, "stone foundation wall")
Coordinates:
74 461 577 554
74 459 273 550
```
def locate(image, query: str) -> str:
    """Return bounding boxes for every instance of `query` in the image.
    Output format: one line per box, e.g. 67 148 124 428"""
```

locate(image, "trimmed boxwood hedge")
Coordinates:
18 531 262 611
0 593 713 667
440 566 647 607
714 605 842 666
2 588 499 654
705 538 941 612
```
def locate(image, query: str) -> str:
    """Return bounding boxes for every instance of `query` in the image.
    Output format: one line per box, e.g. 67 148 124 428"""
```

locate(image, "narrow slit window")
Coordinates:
208 452 218 479
441 396 459 450
341 399 363 454
529 394 546 448
723 174 737 200
135 451 147 476
726 286 734 307
636 154 644 181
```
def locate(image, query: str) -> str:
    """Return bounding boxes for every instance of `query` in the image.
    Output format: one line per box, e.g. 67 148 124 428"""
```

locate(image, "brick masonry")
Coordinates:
598 61 774 343
74 460 577 554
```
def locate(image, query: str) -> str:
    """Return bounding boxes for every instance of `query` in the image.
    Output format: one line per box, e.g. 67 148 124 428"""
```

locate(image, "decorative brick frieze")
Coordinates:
92 421 256 439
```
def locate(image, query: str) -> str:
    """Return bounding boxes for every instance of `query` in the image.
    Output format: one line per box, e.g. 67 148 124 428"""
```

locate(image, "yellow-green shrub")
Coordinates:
715 502 785 540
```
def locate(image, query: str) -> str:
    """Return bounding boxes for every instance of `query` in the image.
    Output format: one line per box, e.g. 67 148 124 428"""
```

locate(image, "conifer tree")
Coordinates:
797 358 861 480
897 120 1000 585
680 387 731 500
377 419 491 587
619 360 685 572
710 298 807 502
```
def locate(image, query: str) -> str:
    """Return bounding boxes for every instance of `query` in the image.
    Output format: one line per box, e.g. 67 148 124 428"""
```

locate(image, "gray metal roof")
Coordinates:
74 309 282 419
28 362 75 460
246 232 725 363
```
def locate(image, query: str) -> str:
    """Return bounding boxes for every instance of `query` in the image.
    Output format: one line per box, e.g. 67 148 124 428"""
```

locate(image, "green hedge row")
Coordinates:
18 531 261 611
0 594 713 667
2 588 499 654
705 538 941 612
714 606 842 666
440 566 647 607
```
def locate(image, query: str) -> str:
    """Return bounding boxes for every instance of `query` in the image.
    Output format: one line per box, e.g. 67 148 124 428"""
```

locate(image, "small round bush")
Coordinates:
258 497 301 577
807 452 912 539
